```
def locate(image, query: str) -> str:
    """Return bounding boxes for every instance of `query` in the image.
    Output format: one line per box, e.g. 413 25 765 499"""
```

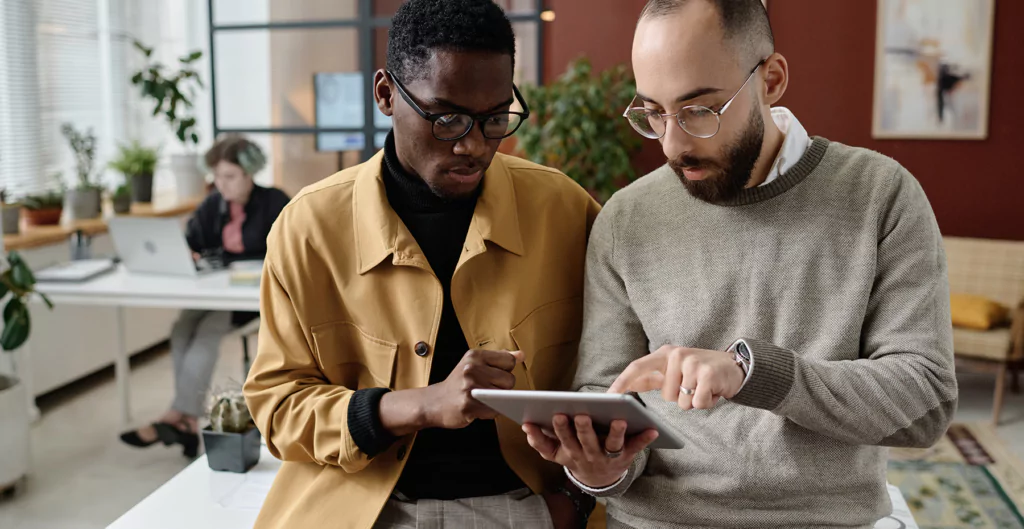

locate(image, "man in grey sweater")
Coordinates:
521 0 958 527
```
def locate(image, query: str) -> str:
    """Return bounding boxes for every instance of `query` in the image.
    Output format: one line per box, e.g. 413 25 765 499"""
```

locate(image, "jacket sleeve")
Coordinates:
730 167 958 448
243 224 373 473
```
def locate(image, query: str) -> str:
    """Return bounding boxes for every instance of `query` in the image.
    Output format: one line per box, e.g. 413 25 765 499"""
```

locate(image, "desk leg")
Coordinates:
114 306 131 426
69 230 92 261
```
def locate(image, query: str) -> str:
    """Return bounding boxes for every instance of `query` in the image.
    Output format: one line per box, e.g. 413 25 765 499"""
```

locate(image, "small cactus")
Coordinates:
208 388 255 434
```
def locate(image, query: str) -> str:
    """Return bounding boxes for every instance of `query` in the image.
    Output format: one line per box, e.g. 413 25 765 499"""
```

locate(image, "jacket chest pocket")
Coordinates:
510 297 583 391
311 321 398 389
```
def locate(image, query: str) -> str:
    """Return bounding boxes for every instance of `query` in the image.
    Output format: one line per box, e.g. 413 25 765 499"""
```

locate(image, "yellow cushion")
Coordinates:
950 294 1010 330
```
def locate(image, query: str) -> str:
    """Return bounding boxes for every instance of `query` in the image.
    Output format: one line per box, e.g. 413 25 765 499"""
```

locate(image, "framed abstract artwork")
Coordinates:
872 0 996 140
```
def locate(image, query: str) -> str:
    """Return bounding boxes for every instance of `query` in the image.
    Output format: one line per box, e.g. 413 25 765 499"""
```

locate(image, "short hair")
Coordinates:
639 0 775 66
387 0 517 82
204 135 266 176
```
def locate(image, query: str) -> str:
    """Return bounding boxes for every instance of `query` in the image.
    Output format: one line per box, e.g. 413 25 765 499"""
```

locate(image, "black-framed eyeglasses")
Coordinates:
622 59 767 140
387 70 531 141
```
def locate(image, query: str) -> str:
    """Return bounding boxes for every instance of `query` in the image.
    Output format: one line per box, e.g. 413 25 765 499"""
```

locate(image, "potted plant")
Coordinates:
61 124 103 220
0 251 53 494
130 40 206 200
516 58 643 203
111 183 132 215
202 388 260 473
1 191 22 236
21 188 64 227
111 141 160 203
109 141 159 204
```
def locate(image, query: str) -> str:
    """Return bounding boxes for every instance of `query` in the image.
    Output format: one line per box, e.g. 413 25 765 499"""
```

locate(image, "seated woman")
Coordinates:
120 135 289 457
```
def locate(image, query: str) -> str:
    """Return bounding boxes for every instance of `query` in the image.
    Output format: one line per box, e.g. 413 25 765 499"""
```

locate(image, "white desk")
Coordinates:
107 447 919 529
107 446 276 529
34 266 260 426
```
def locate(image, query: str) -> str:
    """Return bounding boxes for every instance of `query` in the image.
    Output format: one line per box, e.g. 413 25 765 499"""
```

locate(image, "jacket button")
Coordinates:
397 445 407 460
414 342 430 357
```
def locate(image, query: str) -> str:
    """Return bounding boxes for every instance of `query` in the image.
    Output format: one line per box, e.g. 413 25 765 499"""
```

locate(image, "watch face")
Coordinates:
736 341 751 362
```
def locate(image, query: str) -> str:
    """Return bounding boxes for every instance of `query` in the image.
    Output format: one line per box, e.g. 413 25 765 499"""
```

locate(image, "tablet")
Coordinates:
471 389 685 450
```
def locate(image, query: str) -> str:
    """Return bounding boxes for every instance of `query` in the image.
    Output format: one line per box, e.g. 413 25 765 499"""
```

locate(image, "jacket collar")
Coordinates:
354 150 524 274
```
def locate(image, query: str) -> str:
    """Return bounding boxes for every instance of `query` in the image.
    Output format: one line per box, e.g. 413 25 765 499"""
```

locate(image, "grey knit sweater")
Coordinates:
574 137 957 529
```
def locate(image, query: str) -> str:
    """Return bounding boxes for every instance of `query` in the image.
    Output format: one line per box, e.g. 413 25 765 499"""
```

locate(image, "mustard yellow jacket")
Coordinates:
244 150 601 528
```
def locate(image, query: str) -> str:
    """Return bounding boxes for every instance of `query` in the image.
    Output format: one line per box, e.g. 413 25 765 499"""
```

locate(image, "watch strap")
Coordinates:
556 484 596 528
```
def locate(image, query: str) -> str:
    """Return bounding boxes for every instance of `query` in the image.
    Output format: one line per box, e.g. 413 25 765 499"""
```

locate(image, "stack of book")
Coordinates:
228 260 263 287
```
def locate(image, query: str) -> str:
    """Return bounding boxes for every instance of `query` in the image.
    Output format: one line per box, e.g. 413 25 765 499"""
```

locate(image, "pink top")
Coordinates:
222 202 246 254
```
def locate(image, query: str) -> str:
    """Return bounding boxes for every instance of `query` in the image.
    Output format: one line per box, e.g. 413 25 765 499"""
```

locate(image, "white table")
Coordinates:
107 446 919 529
107 446 277 529
35 266 260 426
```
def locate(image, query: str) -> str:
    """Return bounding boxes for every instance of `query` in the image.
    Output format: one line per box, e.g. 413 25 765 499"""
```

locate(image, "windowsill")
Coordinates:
4 192 206 251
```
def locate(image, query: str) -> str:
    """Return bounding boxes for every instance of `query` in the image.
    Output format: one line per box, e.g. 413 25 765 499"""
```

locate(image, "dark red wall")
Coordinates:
543 0 1024 240
771 1 1023 240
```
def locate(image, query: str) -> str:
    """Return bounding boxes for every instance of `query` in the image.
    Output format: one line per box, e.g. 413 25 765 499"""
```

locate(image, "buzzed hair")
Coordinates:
639 0 775 67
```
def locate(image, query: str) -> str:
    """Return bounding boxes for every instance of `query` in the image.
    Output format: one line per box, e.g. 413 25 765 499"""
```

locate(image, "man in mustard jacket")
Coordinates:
243 0 601 527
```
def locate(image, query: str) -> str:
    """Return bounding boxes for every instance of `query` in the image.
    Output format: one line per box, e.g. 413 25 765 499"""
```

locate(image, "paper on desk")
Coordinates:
217 467 277 511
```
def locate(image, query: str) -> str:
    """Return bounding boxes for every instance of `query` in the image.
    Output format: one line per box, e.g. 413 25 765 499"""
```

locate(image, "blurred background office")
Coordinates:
0 1 1022 528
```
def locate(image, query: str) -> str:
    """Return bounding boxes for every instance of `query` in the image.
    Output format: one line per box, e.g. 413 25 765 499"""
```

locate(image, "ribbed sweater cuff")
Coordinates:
575 448 649 499
728 338 796 410
348 387 398 458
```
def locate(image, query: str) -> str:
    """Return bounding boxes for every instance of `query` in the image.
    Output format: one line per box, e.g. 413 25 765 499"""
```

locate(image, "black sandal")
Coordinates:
120 424 174 448
154 421 200 459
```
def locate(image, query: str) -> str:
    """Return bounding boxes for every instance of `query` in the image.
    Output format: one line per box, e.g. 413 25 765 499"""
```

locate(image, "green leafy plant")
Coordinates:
516 58 643 203
208 388 255 434
0 251 53 352
61 124 101 191
131 40 203 146
113 183 131 199
22 190 64 211
110 141 160 177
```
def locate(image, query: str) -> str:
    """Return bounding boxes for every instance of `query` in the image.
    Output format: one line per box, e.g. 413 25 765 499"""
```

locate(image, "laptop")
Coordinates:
108 217 210 277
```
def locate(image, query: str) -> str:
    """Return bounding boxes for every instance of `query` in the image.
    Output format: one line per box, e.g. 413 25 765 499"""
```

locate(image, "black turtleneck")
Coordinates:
346 134 525 500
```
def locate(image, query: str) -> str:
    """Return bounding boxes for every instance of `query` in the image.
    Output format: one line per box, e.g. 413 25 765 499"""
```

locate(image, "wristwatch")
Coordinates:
729 339 752 379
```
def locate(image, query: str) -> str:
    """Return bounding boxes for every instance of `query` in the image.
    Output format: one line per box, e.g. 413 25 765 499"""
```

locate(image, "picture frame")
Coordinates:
872 0 996 140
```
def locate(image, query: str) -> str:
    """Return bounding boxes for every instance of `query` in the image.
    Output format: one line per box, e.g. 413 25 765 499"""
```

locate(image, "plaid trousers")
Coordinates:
373 488 554 529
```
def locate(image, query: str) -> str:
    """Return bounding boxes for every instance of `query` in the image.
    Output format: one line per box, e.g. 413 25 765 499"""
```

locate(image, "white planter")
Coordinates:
170 153 208 200
0 374 30 489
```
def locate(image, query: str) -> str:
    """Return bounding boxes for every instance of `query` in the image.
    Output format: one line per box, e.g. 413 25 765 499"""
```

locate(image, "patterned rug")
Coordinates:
888 424 1024 529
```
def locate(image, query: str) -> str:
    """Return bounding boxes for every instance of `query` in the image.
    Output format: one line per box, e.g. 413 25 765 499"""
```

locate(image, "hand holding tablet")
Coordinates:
471 389 685 490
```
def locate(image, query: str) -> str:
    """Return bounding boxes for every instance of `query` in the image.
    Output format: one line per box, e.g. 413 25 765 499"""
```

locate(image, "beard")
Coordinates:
669 103 765 204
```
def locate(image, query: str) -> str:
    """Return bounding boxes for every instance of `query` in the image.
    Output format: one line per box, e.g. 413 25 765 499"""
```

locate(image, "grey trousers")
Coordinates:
170 310 234 417
373 489 554 529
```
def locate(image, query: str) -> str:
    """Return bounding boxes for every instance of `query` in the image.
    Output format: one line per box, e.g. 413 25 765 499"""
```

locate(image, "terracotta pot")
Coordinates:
22 207 63 226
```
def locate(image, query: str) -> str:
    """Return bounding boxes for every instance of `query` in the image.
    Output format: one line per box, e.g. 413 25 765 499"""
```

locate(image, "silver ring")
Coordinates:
604 448 623 459
680 386 695 396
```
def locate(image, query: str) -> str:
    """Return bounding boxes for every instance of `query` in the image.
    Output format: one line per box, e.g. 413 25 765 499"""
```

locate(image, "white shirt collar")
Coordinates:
760 107 811 187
